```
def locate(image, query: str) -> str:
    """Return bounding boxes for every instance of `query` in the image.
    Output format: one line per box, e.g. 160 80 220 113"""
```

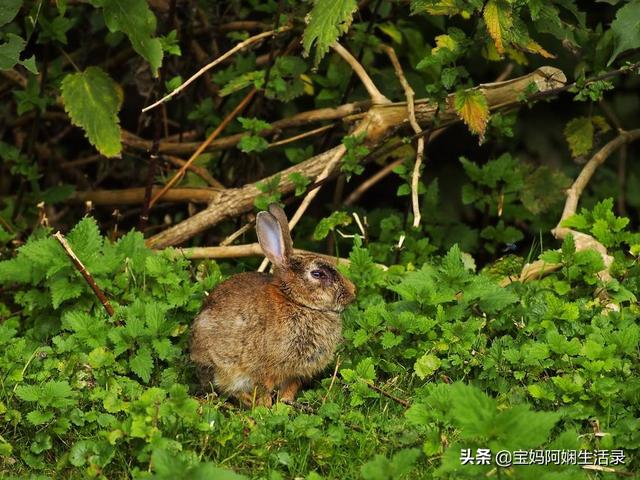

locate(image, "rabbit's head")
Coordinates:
256 204 357 313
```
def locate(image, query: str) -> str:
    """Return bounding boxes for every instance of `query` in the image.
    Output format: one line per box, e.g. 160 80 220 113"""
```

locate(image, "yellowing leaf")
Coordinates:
454 89 490 141
564 116 611 158
425 0 459 16
483 0 512 55
564 117 593 158
523 39 555 58
61 67 123 158
432 34 458 55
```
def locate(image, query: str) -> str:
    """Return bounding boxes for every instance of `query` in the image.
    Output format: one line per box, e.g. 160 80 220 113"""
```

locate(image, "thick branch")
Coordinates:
137 67 566 248
121 102 368 155
72 187 218 205
516 129 640 287
146 145 346 247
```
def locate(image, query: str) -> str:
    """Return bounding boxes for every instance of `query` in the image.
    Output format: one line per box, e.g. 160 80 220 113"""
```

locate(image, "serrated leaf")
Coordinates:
0 0 22 27
61 67 122 157
130 346 153 383
483 0 512 55
26 410 54 425
50 275 83 309
92 0 163 74
608 0 640 64
454 89 489 141
303 0 358 65
67 217 103 264
15 385 40 402
564 116 593 157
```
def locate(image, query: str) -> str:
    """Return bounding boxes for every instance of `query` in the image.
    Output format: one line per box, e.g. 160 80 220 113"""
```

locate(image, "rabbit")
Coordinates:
190 203 357 407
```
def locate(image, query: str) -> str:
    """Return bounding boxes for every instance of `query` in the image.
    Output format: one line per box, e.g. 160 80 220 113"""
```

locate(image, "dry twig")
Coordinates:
382 45 424 226
142 27 290 113
258 144 347 271
54 231 115 317
513 129 640 288
331 42 389 105
149 88 257 207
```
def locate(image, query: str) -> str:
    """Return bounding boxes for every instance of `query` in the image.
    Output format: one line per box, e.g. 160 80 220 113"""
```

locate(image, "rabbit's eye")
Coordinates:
311 269 327 279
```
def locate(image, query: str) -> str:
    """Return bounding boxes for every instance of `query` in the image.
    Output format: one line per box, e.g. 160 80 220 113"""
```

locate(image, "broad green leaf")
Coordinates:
0 33 25 70
90 0 163 74
483 0 512 55
130 346 153 383
26 410 54 425
454 89 489 140
414 353 441 379
608 0 640 64
61 67 122 157
303 0 358 65
0 0 22 27
564 116 593 157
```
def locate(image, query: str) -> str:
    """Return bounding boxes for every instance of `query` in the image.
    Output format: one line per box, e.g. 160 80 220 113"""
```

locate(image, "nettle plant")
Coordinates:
2 0 640 477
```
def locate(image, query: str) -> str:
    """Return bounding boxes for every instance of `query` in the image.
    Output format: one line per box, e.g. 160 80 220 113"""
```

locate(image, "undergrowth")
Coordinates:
1 197 639 479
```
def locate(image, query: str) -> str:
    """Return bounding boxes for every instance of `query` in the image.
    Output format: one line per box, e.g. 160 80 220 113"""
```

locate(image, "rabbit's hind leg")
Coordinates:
238 378 275 407
279 378 302 402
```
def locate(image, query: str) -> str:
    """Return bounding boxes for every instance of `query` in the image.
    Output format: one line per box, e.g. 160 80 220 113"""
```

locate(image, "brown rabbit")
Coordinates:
190 204 356 406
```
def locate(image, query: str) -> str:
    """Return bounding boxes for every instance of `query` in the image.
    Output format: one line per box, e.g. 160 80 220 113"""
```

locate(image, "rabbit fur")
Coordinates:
190 204 357 406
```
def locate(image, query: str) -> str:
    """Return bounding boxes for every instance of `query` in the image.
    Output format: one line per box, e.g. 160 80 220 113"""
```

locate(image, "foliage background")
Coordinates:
1 0 640 478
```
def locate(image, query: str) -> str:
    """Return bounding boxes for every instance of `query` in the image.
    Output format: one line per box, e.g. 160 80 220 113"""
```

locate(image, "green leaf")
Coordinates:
67 217 104 264
238 117 270 133
564 116 593 157
15 385 41 402
0 34 26 71
26 410 54 425
608 0 640 64
238 135 269 153
0 0 22 27
130 346 153 383
91 0 163 74
414 353 441 379
61 67 123 157
50 275 83 309
302 0 358 65
313 211 352 240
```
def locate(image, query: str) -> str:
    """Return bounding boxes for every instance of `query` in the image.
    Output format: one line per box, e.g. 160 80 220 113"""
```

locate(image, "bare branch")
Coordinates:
258 144 347 272
149 89 256 207
142 27 290 113
331 42 389 105
268 124 336 148
513 129 640 289
72 187 218 205
122 102 368 156
140 67 566 248
176 243 349 264
382 45 424 227
54 231 115 317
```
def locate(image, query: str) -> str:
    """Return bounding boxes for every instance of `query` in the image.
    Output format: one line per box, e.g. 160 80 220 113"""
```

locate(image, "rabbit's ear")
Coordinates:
257 211 289 267
267 204 293 257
